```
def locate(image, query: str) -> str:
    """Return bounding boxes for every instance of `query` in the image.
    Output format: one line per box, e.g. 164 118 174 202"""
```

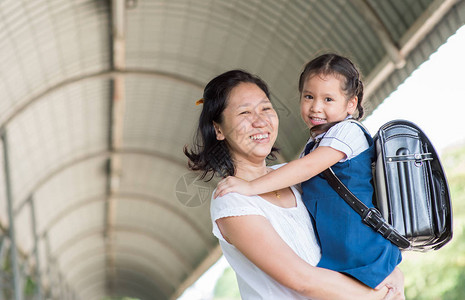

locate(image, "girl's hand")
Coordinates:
376 267 405 300
214 176 253 198
380 287 404 300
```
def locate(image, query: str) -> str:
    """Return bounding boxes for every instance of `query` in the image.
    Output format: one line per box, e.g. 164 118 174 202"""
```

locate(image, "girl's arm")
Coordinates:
214 146 345 198
216 214 396 300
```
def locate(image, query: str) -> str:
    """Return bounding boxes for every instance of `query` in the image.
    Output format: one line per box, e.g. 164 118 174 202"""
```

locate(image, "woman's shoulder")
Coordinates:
210 191 265 220
211 190 256 207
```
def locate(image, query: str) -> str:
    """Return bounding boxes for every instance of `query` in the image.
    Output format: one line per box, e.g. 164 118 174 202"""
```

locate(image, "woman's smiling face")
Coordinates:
214 82 278 164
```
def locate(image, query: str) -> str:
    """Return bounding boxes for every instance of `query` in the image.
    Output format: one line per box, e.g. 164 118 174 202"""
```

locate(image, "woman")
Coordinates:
184 70 404 299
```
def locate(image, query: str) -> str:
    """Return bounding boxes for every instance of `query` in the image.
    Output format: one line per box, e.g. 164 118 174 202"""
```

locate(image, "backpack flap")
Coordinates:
373 120 453 251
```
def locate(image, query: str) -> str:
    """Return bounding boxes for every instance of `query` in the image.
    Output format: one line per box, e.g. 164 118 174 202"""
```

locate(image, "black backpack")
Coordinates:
323 119 453 251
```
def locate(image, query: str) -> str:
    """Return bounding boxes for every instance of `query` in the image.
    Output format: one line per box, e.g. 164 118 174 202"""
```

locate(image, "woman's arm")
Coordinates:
216 214 390 300
214 146 344 198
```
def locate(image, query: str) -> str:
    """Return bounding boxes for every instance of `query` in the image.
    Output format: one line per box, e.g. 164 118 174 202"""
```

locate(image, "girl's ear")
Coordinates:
347 96 358 114
213 122 225 140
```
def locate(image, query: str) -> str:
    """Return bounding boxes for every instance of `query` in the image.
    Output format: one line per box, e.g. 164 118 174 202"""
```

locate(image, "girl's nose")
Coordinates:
310 100 322 112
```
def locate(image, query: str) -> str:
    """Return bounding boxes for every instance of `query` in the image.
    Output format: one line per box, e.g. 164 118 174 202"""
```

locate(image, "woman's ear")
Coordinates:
213 122 225 140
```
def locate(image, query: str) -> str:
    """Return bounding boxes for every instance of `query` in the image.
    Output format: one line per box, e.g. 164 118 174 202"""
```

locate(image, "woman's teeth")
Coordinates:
250 133 269 140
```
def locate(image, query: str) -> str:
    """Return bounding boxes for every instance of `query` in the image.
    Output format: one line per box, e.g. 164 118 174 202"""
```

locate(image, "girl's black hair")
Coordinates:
299 53 365 136
184 70 277 181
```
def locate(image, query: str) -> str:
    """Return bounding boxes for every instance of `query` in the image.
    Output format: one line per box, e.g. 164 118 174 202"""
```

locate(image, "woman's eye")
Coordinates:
240 111 250 115
263 106 272 111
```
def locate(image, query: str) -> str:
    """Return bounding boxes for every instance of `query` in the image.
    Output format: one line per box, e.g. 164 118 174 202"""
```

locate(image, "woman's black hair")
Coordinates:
299 53 365 136
184 70 277 181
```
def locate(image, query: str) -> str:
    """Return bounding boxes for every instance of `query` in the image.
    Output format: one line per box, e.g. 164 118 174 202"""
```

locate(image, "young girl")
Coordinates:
214 53 402 289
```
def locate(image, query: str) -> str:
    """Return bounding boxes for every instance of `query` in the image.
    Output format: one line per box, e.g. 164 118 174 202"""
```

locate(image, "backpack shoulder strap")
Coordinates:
322 167 411 249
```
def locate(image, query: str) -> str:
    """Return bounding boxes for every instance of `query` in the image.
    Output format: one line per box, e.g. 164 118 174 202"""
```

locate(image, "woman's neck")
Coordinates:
234 161 269 182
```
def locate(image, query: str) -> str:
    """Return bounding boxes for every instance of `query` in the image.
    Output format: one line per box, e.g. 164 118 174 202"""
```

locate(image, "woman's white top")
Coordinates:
210 164 321 299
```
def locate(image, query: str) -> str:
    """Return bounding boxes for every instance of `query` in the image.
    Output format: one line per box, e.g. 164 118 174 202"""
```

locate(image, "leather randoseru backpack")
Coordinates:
323 119 453 251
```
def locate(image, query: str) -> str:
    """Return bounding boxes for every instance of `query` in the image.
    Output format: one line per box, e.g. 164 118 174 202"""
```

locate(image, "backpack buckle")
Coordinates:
362 208 383 229
362 208 411 249
414 153 423 166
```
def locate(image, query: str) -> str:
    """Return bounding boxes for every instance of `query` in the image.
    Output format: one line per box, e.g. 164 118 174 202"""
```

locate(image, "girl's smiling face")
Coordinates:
300 73 357 129
213 82 278 164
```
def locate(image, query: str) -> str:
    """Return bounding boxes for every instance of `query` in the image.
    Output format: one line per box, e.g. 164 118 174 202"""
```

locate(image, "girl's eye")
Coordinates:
304 95 313 100
325 97 333 102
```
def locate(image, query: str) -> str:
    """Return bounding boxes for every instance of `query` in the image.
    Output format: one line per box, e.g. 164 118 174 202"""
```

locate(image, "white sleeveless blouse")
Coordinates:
210 164 321 299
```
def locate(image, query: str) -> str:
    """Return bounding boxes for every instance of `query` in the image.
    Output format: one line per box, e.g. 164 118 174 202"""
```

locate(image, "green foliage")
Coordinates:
24 276 36 296
213 266 241 300
1 249 13 300
400 228 465 299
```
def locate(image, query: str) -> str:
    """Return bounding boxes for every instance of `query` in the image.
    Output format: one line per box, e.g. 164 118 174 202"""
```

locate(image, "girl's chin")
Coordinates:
309 119 326 126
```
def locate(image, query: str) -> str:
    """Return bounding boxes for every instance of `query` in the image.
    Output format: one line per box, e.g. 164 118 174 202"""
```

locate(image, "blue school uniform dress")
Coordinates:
301 121 402 288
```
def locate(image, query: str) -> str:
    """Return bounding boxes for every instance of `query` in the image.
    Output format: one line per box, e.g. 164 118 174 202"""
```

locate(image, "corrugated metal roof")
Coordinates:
0 0 464 299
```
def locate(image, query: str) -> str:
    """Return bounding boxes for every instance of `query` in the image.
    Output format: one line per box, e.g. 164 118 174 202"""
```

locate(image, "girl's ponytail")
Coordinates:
354 78 365 120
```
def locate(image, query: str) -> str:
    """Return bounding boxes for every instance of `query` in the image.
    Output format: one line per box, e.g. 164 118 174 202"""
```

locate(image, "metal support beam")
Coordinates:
0 236 6 300
57 272 64 300
105 0 127 293
1 129 22 300
364 0 459 100
350 0 406 68
43 233 68 300
43 233 53 299
29 197 43 300
170 244 223 300
0 236 5 263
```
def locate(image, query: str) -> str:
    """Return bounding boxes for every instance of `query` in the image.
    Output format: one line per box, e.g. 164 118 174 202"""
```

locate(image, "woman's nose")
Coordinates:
251 112 268 127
